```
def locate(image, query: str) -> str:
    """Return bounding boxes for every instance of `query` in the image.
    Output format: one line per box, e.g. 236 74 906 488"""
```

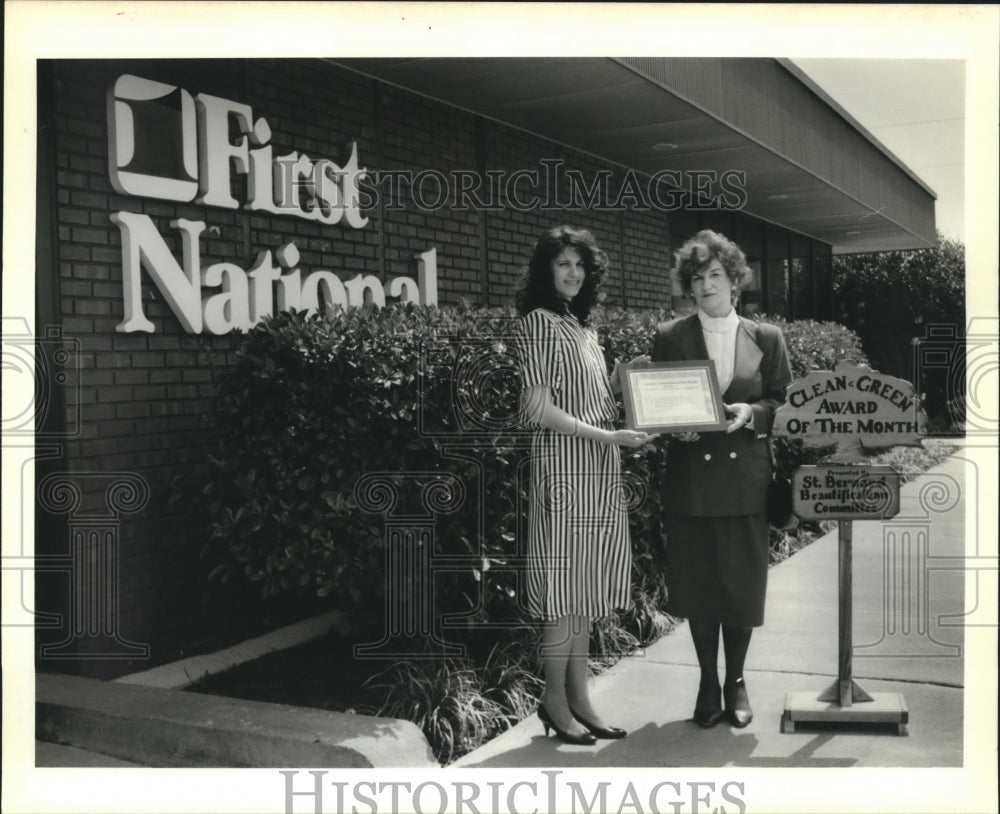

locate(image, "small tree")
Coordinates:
832 232 965 429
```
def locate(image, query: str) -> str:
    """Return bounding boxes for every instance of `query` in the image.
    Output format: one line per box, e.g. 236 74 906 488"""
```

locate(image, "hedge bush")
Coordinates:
832 233 965 430
202 305 868 641
759 315 868 379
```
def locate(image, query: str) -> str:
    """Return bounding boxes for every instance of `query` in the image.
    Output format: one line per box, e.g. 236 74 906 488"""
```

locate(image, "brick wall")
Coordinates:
37 58 677 676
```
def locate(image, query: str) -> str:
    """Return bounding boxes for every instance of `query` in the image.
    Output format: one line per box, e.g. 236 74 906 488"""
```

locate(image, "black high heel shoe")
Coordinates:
570 707 627 739
693 682 724 728
723 678 753 728
537 704 597 745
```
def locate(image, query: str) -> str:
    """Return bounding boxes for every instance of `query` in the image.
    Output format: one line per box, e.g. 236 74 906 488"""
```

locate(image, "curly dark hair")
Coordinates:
514 225 608 324
672 229 752 297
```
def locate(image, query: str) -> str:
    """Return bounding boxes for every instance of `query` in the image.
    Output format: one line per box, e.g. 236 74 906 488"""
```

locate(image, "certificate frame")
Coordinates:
620 361 729 433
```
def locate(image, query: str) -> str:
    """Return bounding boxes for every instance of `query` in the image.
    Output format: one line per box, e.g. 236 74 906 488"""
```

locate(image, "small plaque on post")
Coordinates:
792 465 901 521
621 361 728 433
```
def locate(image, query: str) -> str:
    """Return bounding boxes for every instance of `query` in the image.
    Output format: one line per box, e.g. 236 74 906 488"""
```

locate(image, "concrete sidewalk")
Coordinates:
453 451 970 768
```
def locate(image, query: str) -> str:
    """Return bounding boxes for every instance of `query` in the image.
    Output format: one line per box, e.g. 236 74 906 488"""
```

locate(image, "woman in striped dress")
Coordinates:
513 226 655 745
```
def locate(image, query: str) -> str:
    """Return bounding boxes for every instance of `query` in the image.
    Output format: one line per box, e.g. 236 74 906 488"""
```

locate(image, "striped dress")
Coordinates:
514 307 633 621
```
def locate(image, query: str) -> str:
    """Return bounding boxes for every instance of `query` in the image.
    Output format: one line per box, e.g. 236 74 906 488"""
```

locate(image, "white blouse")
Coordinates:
697 307 740 394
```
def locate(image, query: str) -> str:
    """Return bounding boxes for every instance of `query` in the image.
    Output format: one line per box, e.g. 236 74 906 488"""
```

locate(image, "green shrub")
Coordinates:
754 314 869 379
203 304 522 637
832 233 965 429
479 637 545 722
366 633 545 764
369 657 506 764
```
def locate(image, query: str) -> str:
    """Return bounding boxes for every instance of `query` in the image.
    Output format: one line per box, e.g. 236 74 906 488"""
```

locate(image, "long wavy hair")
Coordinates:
672 229 752 301
514 225 608 325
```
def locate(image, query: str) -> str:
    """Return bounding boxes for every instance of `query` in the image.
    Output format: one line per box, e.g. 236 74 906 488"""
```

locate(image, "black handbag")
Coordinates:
766 441 795 528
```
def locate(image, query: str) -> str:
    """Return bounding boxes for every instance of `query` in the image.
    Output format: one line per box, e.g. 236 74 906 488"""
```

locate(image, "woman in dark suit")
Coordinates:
652 230 792 728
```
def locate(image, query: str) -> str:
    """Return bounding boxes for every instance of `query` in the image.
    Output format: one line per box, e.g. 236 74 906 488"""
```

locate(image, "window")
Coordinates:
811 242 833 321
765 225 789 317
736 217 764 316
790 233 812 319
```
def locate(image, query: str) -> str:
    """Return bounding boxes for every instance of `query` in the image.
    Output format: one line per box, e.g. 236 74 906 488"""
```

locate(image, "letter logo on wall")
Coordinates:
108 75 199 202
106 74 436 334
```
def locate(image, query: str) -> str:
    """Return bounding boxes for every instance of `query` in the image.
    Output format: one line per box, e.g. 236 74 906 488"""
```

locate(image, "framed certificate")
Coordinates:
620 361 728 433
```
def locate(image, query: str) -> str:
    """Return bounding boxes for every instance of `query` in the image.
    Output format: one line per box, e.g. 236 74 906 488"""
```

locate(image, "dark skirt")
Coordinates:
664 515 769 627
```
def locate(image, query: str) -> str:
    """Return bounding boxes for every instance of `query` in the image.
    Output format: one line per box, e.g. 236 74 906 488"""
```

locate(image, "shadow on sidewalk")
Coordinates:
458 718 859 768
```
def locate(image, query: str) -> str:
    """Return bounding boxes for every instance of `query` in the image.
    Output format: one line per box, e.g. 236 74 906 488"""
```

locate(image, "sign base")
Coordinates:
781 692 908 735
816 677 874 705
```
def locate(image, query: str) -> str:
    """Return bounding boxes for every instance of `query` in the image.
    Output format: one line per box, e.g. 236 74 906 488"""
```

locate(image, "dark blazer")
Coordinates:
652 314 792 517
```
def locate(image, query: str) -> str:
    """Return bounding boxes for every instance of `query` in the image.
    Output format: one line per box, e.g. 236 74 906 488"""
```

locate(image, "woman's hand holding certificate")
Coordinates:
723 402 754 433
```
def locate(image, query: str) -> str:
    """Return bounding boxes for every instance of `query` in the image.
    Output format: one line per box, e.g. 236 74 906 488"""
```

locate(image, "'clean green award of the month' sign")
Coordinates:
773 360 926 452
774 360 922 736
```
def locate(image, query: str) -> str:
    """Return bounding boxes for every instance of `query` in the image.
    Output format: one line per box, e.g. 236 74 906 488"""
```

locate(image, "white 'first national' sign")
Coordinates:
107 74 438 335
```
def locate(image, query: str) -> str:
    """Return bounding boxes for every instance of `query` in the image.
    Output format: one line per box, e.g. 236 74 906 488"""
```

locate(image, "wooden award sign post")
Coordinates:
771 361 926 735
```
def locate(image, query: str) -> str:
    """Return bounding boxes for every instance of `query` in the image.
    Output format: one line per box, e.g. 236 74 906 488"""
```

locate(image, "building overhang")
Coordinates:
332 57 937 254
